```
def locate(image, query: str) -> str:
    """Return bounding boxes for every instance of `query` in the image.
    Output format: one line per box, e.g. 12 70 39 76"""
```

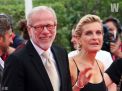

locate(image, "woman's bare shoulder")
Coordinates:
96 60 104 72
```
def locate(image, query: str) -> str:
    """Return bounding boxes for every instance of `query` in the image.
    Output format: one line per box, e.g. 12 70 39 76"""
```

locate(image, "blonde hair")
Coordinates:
75 14 102 37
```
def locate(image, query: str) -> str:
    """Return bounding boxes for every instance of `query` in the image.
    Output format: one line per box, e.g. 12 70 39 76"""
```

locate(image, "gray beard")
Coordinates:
0 46 8 55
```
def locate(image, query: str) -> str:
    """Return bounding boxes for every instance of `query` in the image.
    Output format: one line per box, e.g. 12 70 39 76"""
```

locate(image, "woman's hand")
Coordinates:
76 68 92 88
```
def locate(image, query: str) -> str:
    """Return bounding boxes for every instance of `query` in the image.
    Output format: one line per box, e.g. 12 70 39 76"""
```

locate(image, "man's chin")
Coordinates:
39 45 51 51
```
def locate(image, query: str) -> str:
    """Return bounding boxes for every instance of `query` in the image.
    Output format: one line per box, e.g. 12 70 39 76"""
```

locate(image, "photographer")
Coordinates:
103 17 122 61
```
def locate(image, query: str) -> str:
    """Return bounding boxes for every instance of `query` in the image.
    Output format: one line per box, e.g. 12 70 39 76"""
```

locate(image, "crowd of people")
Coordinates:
0 5 122 91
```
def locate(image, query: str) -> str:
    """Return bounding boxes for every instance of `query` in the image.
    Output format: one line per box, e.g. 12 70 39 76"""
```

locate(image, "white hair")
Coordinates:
27 6 57 26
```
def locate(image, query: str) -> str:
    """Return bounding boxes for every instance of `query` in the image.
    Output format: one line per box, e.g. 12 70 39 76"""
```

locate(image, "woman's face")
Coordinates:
79 22 103 53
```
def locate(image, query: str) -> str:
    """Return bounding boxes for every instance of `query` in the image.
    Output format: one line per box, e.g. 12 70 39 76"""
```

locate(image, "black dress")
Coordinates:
106 58 122 91
73 59 107 91
80 81 107 91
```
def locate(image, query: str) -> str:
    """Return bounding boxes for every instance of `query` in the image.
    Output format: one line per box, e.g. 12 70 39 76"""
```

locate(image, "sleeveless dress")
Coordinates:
72 59 108 91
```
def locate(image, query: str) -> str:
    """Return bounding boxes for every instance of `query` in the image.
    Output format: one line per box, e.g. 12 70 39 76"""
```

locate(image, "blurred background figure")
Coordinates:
0 14 15 61
0 13 14 89
10 32 23 48
0 13 24 49
14 19 29 50
18 19 29 43
103 17 122 60
10 29 24 49
68 25 80 57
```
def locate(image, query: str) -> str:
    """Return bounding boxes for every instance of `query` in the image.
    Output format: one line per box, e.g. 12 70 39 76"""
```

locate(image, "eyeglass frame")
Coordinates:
30 24 56 32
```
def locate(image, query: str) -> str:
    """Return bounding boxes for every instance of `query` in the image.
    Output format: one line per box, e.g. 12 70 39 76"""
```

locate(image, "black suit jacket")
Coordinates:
0 64 3 91
2 40 72 91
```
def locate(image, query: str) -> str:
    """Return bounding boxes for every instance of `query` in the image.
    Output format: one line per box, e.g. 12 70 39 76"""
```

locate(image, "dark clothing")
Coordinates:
106 58 122 91
2 40 72 91
73 59 107 91
81 82 107 91
12 35 24 48
0 64 3 91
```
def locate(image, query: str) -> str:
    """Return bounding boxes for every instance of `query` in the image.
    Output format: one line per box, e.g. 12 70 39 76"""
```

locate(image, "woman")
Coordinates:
69 14 107 91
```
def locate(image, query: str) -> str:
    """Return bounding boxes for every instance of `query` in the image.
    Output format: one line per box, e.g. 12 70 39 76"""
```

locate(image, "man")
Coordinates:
0 14 13 90
2 6 72 91
0 14 15 61
103 17 122 60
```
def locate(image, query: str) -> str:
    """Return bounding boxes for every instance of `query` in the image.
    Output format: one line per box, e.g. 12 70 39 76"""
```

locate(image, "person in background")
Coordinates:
102 18 122 91
0 14 13 90
0 14 15 61
15 19 29 50
105 58 122 91
68 25 80 57
103 17 122 60
10 32 24 48
69 14 107 91
2 6 72 91
6 14 24 49
18 19 29 43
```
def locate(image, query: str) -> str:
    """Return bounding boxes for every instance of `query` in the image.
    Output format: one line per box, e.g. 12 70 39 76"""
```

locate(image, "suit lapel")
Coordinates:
0 64 3 71
51 46 65 90
26 41 53 91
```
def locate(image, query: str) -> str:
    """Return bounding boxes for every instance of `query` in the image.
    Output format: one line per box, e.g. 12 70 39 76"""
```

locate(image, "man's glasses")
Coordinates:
31 24 56 32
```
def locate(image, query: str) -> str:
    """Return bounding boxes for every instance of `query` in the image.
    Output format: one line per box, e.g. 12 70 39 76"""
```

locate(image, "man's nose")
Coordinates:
42 27 50 33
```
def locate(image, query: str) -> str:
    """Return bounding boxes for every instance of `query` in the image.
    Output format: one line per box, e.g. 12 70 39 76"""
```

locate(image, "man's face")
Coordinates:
28 10 57 51
0 29 13 54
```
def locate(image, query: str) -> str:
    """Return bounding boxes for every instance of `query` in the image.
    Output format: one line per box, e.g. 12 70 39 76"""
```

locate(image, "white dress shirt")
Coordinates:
30 39 60 91
0 57 4 68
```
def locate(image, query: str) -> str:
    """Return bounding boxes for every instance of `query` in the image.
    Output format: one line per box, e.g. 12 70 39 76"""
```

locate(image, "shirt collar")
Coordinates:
30 39 51 56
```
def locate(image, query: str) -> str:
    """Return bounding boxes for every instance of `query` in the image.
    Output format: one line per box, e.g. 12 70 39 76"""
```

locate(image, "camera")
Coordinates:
102 17 122 52
109 32 118 43
101 25 120 52
101 25 111 52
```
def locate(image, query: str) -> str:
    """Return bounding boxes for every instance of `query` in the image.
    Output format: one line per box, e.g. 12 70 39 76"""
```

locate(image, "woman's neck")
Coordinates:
79 50 97 65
